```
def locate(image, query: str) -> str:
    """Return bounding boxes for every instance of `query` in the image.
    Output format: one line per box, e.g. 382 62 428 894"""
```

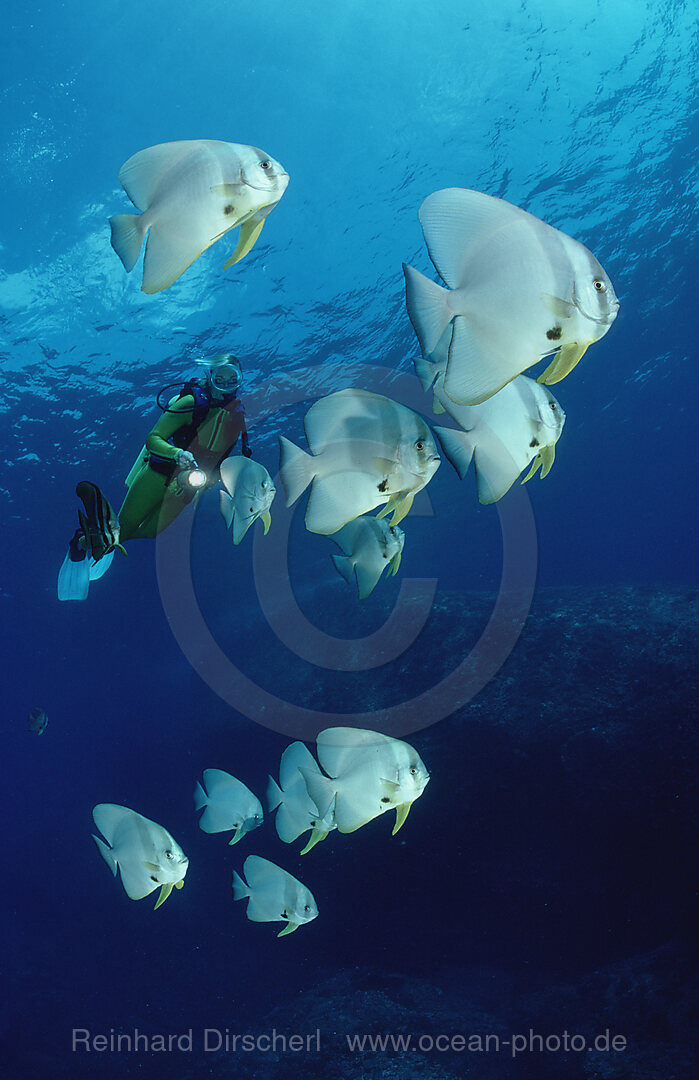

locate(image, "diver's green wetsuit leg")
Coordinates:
118 467 190 541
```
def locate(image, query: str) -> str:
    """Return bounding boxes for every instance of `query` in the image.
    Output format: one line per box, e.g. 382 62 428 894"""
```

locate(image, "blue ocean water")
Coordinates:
2 2 697 1078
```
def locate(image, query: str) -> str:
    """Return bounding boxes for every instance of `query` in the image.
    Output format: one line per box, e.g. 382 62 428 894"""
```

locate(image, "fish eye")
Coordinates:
593 279 606 292
415 440 424 451
164 850 174 860
304 904 312 912
410 766 418 775
259 160 271 170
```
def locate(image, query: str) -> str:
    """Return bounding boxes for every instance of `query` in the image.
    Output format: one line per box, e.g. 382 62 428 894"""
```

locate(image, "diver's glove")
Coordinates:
175 450 197 469
241 434 252 459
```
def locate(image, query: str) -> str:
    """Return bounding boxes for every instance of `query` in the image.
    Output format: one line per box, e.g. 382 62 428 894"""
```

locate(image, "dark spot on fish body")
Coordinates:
377 479 389 493
529 438 540 448
223 204 236 216
380 797 391 804
546 326 562 340
150 875 159 883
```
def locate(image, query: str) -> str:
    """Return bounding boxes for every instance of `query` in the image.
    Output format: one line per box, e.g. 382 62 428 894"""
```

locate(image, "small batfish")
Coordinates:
300 727 430 836
219 457 276 545
110 140 289 293
403 187 619 405
27 707 48 735
232 856 318 937
194 769 263 845
279 388 440 535
75 481 126 563
330 516 405 599
414 345 565 503
267 742 337 855
92 804 188 909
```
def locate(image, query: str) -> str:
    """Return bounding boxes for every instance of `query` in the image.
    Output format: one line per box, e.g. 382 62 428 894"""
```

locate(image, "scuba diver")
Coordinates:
58 353 252 601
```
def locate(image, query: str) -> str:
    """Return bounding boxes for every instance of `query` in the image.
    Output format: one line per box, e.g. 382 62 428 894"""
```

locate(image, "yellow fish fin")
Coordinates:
228 827 245 846
153 882 173 910
538 443 556 479
389 492 415 526
300 827 329 856
175 880 184 890
392 802 412 835
521 456 543 484
260 510 272 534
277 921 300 937
538 342 589 385
222 218 265 270
390 549 402 575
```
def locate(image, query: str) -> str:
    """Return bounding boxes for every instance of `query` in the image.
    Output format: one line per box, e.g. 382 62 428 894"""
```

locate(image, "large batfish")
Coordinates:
219 457 276 544
92 804 188 909
414 341 566 503
232 856 318 937
329 516 404 599
110 140 289 293
194 769 263 845
403 187 619 405
300 727 430 835
279 388 440 535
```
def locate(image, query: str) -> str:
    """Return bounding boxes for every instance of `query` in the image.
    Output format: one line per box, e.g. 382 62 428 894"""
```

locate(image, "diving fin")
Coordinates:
57 534 91 601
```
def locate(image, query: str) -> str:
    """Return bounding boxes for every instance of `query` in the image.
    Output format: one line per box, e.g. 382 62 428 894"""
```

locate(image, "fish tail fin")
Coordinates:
219 490 235 530
266 775 283 812
193 780 208 812
299 767 336 820
92 835 118 876
331 553 355 586
412 354 440 393
403 262 453 357
109 213 146 273
232 870 249 901
433 427 476 481
278 436 316 507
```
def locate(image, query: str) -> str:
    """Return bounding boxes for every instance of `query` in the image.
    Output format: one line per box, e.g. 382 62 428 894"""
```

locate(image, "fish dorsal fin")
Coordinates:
316 727 391 776
92 803 136 846
279 742 317 789
118 141 199 210
242 855 284 891
418 187 532 289
202 768 248 798
302 389 378 454
220 456 248 493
